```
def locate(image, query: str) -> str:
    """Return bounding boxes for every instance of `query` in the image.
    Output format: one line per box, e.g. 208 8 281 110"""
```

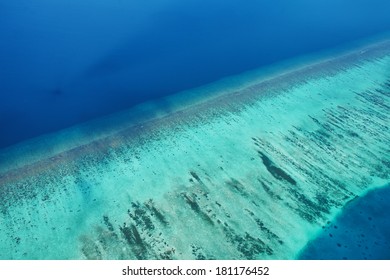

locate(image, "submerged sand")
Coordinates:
0 38 389 259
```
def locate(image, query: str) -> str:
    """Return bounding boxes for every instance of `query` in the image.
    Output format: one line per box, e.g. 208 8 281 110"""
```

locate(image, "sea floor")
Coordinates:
0 40 389 259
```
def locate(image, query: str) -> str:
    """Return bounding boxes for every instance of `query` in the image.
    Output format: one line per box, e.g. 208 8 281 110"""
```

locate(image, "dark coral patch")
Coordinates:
257 151 297 185
182 193 214 225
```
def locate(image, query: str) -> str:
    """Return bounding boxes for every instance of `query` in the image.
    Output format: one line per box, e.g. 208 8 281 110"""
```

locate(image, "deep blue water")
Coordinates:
299 185 390 260
1 0 390 149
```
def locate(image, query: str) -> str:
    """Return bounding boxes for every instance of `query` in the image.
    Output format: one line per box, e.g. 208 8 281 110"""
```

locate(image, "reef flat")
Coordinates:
0 39 389 259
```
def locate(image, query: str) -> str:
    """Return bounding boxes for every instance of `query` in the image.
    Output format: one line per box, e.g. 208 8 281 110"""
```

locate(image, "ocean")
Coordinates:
299 185 390 260
0 1 389 260
1 0 390 149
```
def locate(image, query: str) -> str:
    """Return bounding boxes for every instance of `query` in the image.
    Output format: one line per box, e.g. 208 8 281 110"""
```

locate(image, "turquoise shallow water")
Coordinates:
0 40 389 259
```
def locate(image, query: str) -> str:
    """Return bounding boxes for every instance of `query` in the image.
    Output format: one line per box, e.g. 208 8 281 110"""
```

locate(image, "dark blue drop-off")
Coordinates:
299 185 390 260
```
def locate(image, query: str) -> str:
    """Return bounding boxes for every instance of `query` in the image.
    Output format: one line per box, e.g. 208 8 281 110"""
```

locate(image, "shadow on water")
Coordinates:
298 183 390 260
